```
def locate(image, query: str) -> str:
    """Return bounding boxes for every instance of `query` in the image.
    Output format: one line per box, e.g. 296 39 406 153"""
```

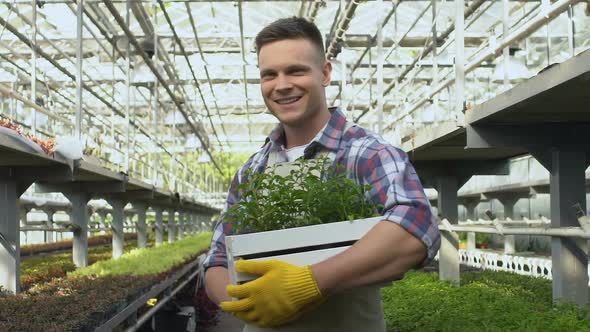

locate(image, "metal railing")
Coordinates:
437 206 590 285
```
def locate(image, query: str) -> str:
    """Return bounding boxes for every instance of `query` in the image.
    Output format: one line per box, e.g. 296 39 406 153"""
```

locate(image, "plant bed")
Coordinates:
20 233 138 257
381 270 590 331
20 236 143 290
0 233 211 331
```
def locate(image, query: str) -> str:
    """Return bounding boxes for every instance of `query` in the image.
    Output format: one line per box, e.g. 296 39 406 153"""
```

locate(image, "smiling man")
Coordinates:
203 17 440 332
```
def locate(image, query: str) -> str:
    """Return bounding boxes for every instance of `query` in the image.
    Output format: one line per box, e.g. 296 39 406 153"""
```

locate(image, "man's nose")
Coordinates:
275 74 293 91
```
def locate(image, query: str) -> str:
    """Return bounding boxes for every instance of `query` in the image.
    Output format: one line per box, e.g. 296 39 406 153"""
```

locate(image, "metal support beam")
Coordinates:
45 210 55 243
484 193 525 254
178 210 184 240
63 192 91 267
107 198 126 259
455 0 465 114
191 214 197 234
461 197 480 220
168 209 175 244
36 181 125 194
467 232 476 251
98 210 108 235
237 0 253 143
437 176 460 285
415 160 510 189
535 148 589 305
376 0 384 135
0 177 31 293
416 157 508 285
154 206 163 246
31 0 38 136
468 121 590 304
75 0 84 138
134 202 147 248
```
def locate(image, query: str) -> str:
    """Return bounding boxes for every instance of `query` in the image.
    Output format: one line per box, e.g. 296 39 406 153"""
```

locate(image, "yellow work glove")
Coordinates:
220 259 323 328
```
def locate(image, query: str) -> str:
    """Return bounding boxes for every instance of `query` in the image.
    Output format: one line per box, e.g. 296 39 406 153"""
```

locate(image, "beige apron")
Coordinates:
243 128 386 332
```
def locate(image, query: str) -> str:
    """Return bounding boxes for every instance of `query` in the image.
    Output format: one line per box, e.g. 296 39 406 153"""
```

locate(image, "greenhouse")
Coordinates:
0 0 589 331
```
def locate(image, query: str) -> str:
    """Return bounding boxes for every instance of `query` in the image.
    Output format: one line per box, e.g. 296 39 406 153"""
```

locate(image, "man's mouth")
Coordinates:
274 96 302 105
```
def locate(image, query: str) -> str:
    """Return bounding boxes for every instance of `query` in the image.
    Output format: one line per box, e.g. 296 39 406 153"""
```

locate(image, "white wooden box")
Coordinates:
225 216 382 284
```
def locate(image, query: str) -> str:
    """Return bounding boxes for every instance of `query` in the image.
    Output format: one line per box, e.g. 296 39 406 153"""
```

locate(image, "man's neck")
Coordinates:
283 108 331 149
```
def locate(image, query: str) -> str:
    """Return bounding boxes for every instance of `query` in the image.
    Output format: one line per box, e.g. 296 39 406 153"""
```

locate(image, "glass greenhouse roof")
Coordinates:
0 0 589 193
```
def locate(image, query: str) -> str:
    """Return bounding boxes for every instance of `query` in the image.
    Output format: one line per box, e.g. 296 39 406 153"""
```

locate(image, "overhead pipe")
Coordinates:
185 2 230 143
0 45 72 106
335 1 430 107
71 3 172 151
326 0 361 60
102 0 223 176
125 2 177 91
440 223 590 239
0 84 74 126
387 0 580 127
236 0 254 144
331 1 400 104
307 0 323 23
158 0 225 148
126 1 194 111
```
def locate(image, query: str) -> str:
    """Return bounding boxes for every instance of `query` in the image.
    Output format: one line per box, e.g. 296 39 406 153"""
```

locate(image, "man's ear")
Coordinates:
322 61 332 87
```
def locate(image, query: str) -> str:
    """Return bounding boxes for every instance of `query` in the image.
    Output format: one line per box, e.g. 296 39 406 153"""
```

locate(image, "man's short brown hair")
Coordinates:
255 17 325 60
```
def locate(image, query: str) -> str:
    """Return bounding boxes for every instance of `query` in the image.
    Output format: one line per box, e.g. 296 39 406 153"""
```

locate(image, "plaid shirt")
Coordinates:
203 108 440 270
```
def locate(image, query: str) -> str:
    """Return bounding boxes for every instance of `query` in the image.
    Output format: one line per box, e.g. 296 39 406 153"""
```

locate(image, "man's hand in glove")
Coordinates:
219 259 323 328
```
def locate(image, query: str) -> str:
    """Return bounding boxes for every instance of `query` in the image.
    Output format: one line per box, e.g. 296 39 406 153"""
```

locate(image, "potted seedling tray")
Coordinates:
226 216 383 285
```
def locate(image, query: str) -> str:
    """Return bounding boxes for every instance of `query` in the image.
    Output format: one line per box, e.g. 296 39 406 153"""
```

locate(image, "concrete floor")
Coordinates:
207 312 245 332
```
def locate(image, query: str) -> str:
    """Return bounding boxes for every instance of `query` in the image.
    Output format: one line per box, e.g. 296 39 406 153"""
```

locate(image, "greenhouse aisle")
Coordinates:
208 312 245 332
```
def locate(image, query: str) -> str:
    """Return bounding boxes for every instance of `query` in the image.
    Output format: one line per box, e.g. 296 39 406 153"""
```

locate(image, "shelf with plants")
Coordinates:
20 235 144 290
224 158 383 284
20 233 138 257
381 270 590 331
0 232 212 331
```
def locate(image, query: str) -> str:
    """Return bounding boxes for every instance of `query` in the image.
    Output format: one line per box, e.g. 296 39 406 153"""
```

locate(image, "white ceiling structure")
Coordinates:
0 0 589 191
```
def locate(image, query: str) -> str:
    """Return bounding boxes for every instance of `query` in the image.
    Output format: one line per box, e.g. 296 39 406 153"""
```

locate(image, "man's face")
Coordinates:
258 38 331 128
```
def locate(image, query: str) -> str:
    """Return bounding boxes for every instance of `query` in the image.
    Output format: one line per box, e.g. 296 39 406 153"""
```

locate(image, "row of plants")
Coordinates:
20 233 137 256
381 270 590 331
21 237 141 290
0 233 212 331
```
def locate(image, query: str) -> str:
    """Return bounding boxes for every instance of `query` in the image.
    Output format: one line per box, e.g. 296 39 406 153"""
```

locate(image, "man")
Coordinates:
203 17 440 331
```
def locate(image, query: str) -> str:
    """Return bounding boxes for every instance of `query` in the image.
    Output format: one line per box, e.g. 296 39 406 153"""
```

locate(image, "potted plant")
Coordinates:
224 158 383 284
476 233 491 249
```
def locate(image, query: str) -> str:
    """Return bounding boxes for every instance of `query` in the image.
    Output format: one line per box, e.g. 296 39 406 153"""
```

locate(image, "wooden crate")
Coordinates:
225 216 382 284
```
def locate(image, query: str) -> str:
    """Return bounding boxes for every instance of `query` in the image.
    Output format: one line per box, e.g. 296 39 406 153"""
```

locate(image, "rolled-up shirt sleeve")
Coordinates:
354 139 441 266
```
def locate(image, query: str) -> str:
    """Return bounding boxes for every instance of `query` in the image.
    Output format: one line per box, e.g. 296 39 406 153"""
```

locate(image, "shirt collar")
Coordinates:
266 107 348 152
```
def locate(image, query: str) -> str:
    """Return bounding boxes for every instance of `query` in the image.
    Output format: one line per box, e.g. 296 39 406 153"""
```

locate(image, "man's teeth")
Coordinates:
276 97 300 104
